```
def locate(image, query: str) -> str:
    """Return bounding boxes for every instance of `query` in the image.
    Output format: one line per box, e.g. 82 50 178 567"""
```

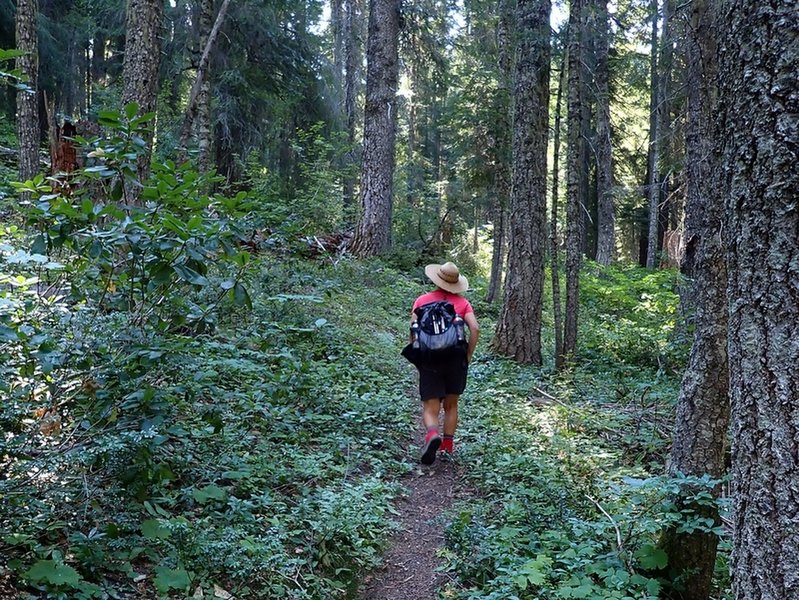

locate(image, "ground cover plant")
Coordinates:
0 110 425 598
1 248 423 598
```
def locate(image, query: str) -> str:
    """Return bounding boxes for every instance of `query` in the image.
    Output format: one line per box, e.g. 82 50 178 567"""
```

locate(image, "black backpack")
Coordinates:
403 300 466 365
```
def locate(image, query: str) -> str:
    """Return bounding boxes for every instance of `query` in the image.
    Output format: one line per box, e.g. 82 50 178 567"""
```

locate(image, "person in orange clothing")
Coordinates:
409 262 479 464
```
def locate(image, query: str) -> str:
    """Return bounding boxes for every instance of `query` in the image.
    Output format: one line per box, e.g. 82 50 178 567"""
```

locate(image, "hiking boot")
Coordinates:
420 430 441 465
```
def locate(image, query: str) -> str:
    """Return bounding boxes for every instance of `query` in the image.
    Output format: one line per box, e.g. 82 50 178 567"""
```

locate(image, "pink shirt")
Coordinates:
413 289 473 318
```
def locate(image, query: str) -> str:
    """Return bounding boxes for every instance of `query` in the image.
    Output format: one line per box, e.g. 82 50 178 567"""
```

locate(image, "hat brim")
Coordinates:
425 264 469 293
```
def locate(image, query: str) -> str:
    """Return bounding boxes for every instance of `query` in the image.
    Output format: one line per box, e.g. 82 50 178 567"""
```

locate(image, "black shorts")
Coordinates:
418 358 468 401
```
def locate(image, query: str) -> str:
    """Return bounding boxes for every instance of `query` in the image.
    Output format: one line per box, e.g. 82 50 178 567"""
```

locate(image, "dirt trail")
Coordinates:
359 433 473 600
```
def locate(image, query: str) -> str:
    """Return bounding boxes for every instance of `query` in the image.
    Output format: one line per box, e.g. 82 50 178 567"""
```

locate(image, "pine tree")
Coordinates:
350 0 401 257
593 0 614 266
121 0 163 186
659 1 729 596
492 0 551 364
563 0 586 360
719 0 799 596
15 0 40 183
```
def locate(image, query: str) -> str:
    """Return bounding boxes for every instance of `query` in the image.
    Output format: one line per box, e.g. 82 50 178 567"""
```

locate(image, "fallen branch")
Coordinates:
585 493 632 571
531 386 573 409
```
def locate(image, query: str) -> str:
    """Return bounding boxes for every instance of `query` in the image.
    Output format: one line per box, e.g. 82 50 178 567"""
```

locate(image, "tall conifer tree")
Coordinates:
15 0 39 184
719 0 799 596
493 0 551 364
350 0 401 257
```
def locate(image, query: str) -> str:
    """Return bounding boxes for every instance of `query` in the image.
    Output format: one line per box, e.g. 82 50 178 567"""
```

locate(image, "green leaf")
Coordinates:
153 566 189 593
140 519 171 540
124 102 140 121
30 234 47 255
232 250 250 266
174 264 210 286
635 543 668 570
192 484 227 504
24 560 81 588
233 282 252 309
0 325 18 341
646 577 662 596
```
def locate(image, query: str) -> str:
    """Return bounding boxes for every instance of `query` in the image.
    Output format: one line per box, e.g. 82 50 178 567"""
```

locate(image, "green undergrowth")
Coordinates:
438 265 730 600
2 182 730 600
1 254 426 598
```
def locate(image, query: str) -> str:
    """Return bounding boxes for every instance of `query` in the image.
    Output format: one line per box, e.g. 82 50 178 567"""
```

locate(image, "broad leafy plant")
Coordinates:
13 103 254 333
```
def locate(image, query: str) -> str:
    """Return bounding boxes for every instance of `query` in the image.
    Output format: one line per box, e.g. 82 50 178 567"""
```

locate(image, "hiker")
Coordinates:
409 262 479 465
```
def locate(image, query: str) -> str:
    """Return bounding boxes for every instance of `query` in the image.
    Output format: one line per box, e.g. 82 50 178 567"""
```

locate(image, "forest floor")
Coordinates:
359 424 476 600
4 251 727 598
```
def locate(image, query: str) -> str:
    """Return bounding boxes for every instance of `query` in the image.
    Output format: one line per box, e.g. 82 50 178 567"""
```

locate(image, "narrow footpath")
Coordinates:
359 430 474 600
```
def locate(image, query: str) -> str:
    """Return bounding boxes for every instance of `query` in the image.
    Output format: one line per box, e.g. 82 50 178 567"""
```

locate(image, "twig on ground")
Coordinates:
531 386 572 409
585 493 631 570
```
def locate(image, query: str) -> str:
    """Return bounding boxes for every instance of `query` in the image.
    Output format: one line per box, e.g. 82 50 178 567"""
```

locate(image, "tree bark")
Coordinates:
342 0 361 215
15 0 40 183
492 0 551 365
564 0 585 360
486 0 514 305
658 2 729 598
719 1 799 597
645 0 660 269
552 42 567 370
179 0 232 172
349 0 401 257
593 0 614 266
121 0 164 185
331 0 344 82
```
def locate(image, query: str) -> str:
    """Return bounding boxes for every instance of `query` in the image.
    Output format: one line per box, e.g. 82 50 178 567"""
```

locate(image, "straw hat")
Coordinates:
424 262 469 293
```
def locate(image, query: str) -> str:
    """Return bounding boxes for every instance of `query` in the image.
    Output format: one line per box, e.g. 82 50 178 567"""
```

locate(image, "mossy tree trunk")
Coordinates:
121 0 164 188
551 43 567 370
593 0 614 266
644 0 660 268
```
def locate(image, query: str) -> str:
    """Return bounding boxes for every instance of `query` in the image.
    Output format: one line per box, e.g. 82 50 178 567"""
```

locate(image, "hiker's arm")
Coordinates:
464 311 480 363
409 310 417 343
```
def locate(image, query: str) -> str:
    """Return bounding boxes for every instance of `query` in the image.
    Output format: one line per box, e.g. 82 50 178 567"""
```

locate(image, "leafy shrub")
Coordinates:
579 262 685 370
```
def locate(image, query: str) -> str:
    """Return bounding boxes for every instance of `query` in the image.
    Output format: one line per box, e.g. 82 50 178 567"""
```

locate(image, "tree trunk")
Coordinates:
645 0 660 269
196 0 214 173
719 1 799 597
657 0 674 262
342 0 361 216
563 0 585 360
349 0 401 257
492 0 551 365
658 2 729 598
331 0 344 82
486 0 514 305
552 42 567 370
15 0 40 183
593 0 614 266
121 0 164 185
179 0 232 173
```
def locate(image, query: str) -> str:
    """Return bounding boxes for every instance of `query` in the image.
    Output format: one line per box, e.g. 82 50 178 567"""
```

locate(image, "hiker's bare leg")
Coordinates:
443 394 459 436
422 398 441 430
